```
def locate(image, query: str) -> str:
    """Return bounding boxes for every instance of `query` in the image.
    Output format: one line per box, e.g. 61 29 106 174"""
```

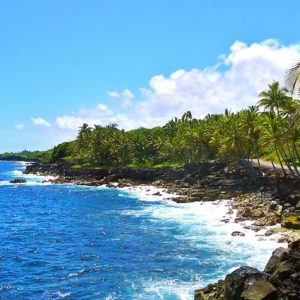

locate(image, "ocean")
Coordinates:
0 161 282 299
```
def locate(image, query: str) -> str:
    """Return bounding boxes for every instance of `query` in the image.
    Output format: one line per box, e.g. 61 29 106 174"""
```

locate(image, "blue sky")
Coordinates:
1 0 300 152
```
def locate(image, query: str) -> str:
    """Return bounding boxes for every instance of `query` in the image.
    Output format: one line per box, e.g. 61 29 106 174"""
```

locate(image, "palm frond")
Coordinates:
286 62 300 95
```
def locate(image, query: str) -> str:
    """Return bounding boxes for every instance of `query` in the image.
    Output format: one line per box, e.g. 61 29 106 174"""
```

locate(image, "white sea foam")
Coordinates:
56 291 71 298
1 167 56 186
0 180 53 186
115 185 288 299
132 278 202 300
0 181 10 186
120 185 180 202
2 163 288 299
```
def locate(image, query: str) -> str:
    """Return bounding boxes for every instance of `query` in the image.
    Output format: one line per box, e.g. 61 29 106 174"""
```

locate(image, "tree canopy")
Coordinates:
3 81 300 176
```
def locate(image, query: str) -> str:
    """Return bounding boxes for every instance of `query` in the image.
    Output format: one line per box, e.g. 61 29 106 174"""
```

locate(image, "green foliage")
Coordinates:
51 142 74 161
2 81 300 175
63 81 298 175
0 149 52 162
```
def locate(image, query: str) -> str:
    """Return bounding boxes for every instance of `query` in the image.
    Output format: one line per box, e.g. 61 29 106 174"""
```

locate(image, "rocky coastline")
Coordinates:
24 160 300 299
195 240 300 299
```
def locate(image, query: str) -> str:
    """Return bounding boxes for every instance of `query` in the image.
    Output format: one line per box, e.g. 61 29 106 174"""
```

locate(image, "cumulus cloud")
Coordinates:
15 124 24 130
31 117 51 127
128 39 300 127
108 89 135 108
55 39 300 132
56 103 112 130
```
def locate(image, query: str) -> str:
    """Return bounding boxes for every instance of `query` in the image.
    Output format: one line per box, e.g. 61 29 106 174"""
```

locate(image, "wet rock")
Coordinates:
251 208 265 218
152 191 161 196
190 191 205 198
270 261 294 283
264 227 287 237
172 197 188 203
224 267 268 300
231 231 245 237
9 178 26 184
254 212 280 227
264 247 289 274
194 280 224 300
152 180 163 186
221 218 230 223
277 231 300 244
240 278 277 300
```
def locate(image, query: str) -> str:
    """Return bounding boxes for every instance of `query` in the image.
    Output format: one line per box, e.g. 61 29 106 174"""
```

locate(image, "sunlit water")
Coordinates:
0 161 282 299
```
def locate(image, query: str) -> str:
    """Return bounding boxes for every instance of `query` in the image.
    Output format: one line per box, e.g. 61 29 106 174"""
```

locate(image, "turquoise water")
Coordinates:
0 161 280 299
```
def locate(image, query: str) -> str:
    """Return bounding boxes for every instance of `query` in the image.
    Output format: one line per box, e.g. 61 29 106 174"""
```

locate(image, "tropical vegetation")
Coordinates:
2 81 300 177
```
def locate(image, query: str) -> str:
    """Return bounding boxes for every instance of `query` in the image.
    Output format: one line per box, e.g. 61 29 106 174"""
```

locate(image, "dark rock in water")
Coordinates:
10 178 26 184
231 231 245 237
195 240 300 300
264 247 289 274
221 218 230 223
172 197 188 203
152 191 161 196
240 278 277 300
224 266 268 300
194 280 224 300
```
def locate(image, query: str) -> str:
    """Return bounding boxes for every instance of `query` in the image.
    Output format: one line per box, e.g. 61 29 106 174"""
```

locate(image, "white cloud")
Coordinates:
55 39 300 133
129 40 300 127
56 103 112 130
56 116 100 130
107 91 119 98
108 89 135 108
15 124 24 130
31 117 51 127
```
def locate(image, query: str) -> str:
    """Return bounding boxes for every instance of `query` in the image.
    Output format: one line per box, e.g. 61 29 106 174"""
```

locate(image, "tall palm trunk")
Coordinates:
271 161 277 171
293 142 300 164
291 144 300 176
252 139 263 174
276 107 299 176
274 144 287 176
277 143 295 176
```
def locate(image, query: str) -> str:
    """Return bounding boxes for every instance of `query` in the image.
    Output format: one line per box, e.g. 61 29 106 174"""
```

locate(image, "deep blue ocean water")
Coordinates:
0 161 281 299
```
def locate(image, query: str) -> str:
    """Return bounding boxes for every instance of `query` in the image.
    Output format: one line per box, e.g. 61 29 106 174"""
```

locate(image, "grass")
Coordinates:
127 162 182 169
70 161 183 169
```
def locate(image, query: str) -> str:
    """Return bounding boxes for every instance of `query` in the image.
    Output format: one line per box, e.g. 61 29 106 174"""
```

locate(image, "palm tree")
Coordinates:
286 62 300 95
240 106 263 173
258 81 289 115
260 113 288 175
258 81 299 176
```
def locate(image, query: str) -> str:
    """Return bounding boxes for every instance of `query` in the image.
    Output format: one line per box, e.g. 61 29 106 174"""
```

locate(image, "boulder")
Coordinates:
281 213 300 229
9 178 26 184
224 267 268 300
251 208 265 218
194 281 224 300
152 191 161 196
270 261 295 283
231 231 245 237
264 247 289 274
240 278 277 300
254 212 280 227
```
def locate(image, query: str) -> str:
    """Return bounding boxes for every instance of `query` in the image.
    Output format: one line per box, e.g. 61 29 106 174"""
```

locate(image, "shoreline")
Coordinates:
20 161 300 298
21 160 300 244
